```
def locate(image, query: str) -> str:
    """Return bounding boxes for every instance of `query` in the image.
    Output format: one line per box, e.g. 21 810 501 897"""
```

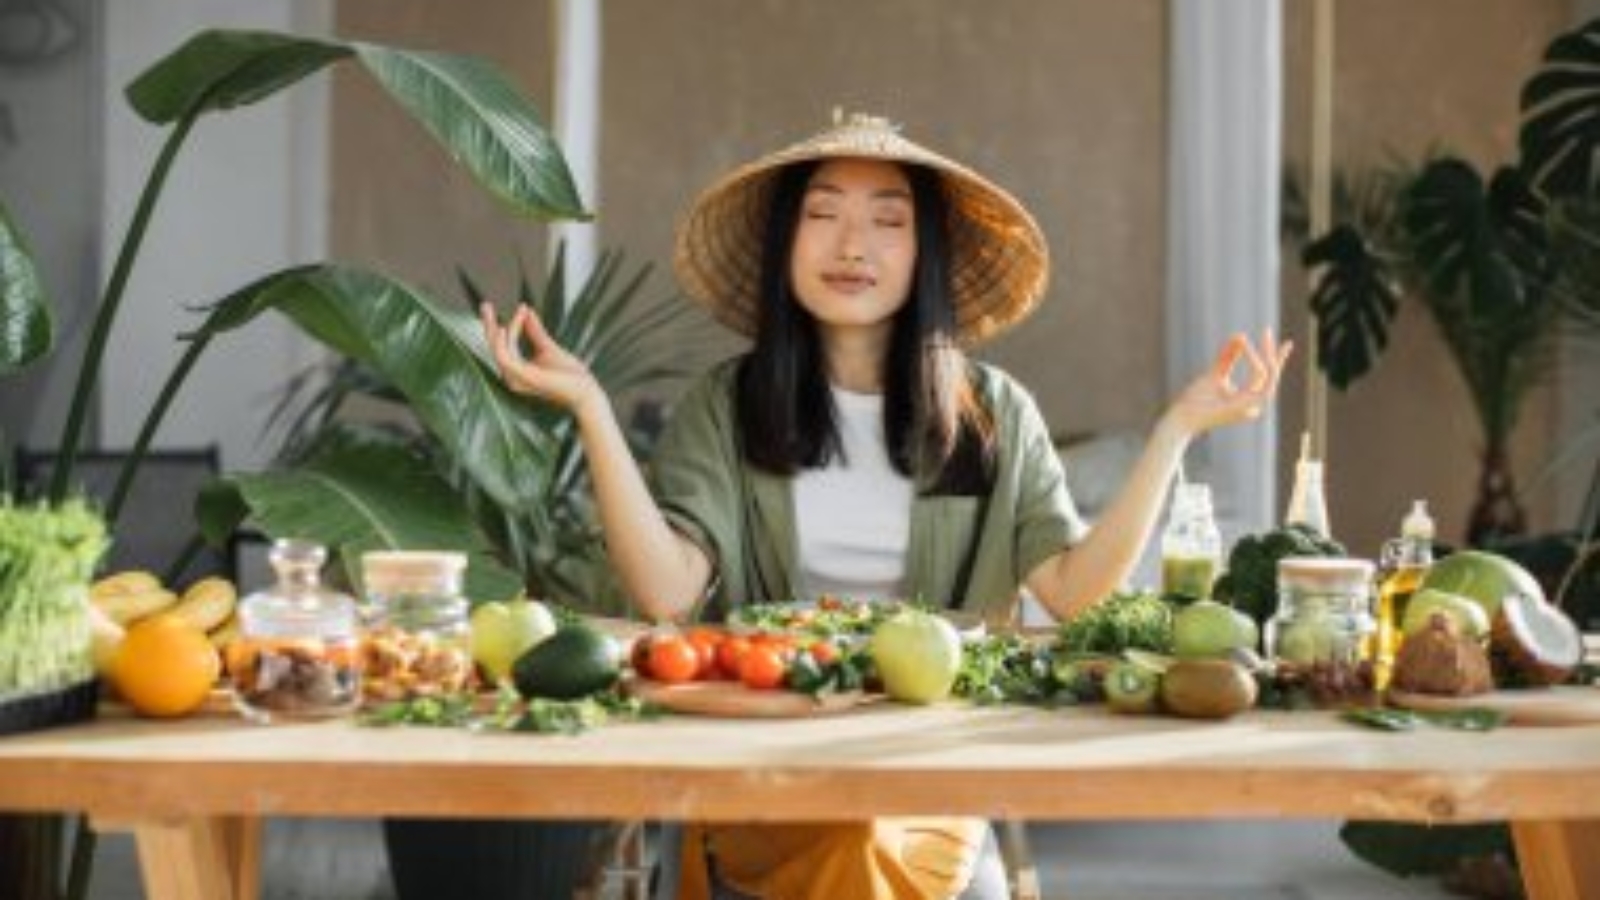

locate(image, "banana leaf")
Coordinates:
0 201 53 376
1302 225 1400 390
200 426 522 604
125 30 584 220
194 264 548 513
1520 16 1600 201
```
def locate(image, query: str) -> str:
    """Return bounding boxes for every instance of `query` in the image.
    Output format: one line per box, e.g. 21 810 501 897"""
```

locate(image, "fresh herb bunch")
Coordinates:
1055 590 1176 656
954 635 1063 705
0 500 107 697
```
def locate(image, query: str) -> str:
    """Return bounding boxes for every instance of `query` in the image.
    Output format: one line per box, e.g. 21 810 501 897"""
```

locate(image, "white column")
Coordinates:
1165 0 1284 539
549 0 602 303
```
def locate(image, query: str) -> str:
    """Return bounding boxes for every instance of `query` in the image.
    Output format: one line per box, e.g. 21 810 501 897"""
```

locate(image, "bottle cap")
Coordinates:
1401 499 1435 540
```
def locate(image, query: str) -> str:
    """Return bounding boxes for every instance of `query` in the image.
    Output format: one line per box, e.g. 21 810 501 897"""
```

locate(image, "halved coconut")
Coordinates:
1490 592 1583 687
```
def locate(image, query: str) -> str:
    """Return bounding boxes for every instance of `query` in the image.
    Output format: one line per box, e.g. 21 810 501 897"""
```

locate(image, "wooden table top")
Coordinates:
3 700 1598 825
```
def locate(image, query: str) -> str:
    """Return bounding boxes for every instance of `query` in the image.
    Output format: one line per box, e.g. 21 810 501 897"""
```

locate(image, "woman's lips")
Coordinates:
821 272 876 293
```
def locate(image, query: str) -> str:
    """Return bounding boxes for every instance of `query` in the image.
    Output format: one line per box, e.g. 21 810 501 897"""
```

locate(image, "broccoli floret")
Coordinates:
1213 525 1347 626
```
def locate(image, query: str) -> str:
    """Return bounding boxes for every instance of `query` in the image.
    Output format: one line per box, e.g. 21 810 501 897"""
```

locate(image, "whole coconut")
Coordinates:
1391 613 1493 697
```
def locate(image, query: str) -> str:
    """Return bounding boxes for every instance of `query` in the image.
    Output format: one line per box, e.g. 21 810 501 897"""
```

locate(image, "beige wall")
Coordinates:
333 0 556 296
328 0 1589 563
1280 0 1576 556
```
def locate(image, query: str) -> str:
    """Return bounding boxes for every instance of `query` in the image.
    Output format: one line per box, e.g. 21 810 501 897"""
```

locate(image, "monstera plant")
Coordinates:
1302 16 1600 547
0 27 588 900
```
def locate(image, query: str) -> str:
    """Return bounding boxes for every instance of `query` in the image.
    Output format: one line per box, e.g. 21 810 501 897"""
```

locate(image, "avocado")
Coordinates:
511 623 622 700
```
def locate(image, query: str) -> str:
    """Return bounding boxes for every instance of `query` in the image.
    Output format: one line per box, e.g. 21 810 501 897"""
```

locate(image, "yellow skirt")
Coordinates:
678 818 989 900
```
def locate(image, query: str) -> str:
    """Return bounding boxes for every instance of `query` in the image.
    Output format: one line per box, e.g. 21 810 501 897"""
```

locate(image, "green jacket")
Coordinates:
650 358 1087 625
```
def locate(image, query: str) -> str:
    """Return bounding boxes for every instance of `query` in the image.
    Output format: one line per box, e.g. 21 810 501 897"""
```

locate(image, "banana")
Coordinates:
87 603 126 678
91 570 163 601
167 577 238 633
207 614 240 650
92 587 178 626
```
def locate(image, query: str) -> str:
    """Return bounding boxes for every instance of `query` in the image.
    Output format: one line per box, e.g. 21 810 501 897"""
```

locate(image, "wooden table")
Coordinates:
1 703 1598 900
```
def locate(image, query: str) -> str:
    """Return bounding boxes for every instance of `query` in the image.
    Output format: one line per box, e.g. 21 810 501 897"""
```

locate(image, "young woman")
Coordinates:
481 114 1289 899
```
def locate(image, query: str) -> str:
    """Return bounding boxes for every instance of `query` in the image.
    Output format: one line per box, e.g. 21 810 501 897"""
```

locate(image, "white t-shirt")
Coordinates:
793 386 914 602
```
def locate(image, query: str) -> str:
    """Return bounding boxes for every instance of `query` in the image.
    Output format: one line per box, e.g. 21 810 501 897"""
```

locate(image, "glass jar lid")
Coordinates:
1277 557 1375 592
362 550 468 595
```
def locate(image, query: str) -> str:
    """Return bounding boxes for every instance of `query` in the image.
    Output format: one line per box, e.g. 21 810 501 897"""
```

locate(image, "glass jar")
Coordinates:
1160 482 1222 602
232 539 362 723
1266 558 1379 707
359 551 474 703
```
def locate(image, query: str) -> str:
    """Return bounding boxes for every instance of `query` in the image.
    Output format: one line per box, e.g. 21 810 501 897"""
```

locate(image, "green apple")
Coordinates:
1402 588 1490 640
1173 600 1259 659
869 610 962 704
471 595 557 683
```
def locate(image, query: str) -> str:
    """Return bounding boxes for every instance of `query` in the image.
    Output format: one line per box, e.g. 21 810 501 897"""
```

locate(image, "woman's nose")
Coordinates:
836 224 866 262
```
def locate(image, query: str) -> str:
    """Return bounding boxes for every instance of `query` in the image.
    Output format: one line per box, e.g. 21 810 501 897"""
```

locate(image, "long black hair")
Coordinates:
734 159 996 495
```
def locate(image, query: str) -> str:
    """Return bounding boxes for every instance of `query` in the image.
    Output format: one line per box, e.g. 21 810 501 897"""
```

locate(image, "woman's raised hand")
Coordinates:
480 302 604 415
1163 329 1293 438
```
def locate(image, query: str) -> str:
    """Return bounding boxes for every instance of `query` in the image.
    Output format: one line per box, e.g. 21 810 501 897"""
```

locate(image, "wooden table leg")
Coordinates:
1512 819 1600 900
93 814 261 900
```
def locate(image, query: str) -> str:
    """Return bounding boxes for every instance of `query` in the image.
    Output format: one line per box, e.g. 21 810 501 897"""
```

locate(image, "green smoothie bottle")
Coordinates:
1160 482 1222 603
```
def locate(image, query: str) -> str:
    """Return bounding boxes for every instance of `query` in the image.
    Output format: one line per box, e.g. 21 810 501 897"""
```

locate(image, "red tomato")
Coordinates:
716 636 752 680
740 645 788 690
808 640 840 666
686 629 723 681
648 636 699 684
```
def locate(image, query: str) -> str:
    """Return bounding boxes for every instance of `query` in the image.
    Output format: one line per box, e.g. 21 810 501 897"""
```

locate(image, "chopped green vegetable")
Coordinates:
954 635 1065 706
1056 590 1176 656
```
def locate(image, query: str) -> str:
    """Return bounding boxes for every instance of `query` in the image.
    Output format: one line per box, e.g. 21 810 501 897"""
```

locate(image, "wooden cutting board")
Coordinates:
1387 685 1600 726
626 677 881 718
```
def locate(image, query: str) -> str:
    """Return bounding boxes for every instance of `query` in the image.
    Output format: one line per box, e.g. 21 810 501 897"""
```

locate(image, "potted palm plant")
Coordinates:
1301 18 1600 549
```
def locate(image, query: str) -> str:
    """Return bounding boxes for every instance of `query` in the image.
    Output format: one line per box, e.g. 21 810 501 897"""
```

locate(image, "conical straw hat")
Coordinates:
673 112 1050 345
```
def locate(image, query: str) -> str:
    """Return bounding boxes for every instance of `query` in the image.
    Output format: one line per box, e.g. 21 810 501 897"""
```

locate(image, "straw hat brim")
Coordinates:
673 117 1050 346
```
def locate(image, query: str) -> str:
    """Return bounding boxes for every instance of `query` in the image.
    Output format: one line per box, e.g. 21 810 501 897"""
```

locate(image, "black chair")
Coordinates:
11 446 234 583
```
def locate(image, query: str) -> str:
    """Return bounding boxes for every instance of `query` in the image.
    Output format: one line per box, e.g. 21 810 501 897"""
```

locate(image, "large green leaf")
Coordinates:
354 44 587 220
1401 161 1557 442
125 30 584 221
0 201 53 375
126 30 351 121
195 264 546 513
1520 16 1600 200
204 427 523 604
1302 225 1400 390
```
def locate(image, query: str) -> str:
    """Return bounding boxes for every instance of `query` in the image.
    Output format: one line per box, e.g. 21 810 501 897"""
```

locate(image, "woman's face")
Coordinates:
788 158 918 340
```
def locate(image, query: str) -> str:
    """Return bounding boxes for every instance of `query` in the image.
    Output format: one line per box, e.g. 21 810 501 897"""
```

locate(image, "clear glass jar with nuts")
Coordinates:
359 551 476 703
231 539 363 723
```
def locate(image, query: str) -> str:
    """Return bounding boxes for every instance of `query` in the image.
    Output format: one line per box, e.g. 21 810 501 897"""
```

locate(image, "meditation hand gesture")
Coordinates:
480 302 604 416
1163 330 1292 439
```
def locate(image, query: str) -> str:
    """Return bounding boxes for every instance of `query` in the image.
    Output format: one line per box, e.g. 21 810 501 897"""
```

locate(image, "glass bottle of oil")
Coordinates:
1374 500 1435 689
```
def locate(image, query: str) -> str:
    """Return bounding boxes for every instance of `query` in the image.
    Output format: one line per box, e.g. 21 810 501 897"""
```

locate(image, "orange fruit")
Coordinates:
112 616 221 718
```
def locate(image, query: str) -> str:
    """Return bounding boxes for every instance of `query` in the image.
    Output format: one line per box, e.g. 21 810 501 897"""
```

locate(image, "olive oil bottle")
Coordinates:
1375 500 1435 689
